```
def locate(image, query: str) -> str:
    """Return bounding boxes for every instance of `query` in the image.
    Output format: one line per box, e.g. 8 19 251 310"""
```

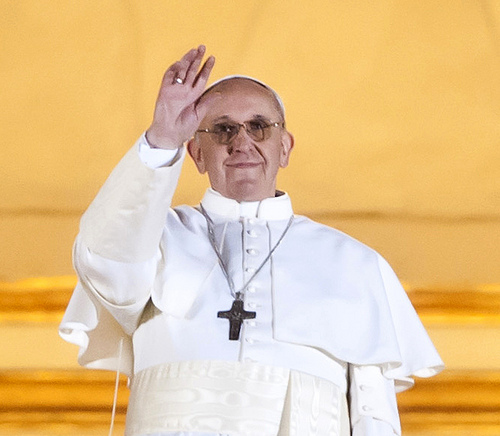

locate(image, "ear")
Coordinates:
187 137 206 174
279 131 294 168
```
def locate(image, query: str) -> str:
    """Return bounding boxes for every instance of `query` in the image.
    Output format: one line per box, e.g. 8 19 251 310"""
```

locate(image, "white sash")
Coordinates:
125 360 349 436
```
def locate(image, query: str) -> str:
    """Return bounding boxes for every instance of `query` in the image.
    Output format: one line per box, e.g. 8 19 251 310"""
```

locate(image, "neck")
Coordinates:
201 188 293 220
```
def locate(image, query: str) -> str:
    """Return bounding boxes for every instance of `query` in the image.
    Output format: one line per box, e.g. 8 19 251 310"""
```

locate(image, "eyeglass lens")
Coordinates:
213 120 273 144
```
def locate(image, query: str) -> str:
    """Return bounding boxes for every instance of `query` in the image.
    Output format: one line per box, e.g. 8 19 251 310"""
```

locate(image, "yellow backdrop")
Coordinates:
1 0 499 285
0 1 499 435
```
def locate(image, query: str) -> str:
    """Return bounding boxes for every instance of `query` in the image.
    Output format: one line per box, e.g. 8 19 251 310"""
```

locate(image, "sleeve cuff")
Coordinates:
349 365 401 435
138 132 182 168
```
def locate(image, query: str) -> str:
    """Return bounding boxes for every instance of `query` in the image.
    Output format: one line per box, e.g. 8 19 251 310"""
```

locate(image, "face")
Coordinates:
187 79 294 202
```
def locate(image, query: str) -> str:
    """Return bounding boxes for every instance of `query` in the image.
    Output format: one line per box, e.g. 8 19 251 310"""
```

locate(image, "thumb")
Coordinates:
195 91 222 121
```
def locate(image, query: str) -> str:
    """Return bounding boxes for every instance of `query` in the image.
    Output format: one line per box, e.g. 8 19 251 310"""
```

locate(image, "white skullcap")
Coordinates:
201 75 286 119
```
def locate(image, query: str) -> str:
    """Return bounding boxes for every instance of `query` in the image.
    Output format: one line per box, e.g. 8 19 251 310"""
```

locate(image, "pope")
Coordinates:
60 45 443 436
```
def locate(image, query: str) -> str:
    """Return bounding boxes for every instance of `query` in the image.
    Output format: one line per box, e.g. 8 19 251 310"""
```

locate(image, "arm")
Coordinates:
62 47 217 349
80 45 216 263
349 365 401 436
73 134 184 332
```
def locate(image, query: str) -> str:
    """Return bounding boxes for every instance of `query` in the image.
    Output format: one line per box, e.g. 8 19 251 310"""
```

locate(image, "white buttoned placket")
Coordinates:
237 217 273 363
198 194 350 391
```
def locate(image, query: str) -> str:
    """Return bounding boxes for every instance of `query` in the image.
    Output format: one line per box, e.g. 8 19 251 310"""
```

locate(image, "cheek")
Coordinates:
201 147 224 167
267 146 285 167
202 149 228 179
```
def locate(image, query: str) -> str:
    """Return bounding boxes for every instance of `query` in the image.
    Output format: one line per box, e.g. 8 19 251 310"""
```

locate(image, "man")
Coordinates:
60 46 443 436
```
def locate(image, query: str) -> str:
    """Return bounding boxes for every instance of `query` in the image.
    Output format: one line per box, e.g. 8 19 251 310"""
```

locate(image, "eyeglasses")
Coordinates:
196 119 284 145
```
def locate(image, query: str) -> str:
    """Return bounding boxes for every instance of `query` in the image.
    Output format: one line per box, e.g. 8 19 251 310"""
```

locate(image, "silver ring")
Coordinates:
175 77 184 84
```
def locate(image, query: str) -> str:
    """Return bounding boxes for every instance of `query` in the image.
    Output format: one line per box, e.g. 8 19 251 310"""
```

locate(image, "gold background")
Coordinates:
0 1 499 434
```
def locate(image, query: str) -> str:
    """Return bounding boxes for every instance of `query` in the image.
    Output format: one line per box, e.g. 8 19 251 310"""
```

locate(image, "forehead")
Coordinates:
201 79 283 121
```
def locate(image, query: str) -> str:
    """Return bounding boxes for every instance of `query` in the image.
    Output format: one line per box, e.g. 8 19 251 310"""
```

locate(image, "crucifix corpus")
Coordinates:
218 299 256 340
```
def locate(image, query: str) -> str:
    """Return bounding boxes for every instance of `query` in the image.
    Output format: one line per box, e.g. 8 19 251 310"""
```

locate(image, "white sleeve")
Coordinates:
60 134 186 374
138 133 183 168
349 365 401 436
77 132 186 301
72 235 158 334
79 134 185 262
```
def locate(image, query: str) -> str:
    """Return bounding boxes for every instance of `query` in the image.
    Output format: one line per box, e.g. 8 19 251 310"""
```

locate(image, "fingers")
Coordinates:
158 46 214 102
185 46 206 85
162 68 177 88
160 49 194 86
173 47 200 84
169 45 212 87
193 55 215 89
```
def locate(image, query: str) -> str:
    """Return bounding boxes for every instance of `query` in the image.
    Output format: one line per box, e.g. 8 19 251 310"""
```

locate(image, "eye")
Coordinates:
211 122 239 144
212 123 238 134
247 120 269 132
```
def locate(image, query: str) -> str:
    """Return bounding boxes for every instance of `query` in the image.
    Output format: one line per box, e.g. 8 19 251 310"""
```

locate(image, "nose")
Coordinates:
227 127 254 154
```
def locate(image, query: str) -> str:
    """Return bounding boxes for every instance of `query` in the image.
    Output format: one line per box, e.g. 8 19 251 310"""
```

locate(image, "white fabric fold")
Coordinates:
125 361 349 436
349 365 401 435
60 135 185 375
80 135 185 262
59 280 135 374
267 219 443 391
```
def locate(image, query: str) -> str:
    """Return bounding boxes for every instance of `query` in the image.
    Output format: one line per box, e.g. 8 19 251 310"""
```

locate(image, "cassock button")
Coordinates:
362 405 373 412
246 248 259 256
245 267 256 274
247 286 256 293
247 229 258 238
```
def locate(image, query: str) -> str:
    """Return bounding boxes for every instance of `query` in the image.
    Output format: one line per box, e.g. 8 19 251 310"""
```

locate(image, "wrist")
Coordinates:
145 129 182 150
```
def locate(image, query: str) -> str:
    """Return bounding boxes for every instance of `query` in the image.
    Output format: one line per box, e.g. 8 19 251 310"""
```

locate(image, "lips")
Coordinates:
226 162 261 168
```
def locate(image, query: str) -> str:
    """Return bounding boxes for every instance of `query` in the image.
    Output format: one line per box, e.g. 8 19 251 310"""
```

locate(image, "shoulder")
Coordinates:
291 214 379 261
170 204 199 220
165 205 205 231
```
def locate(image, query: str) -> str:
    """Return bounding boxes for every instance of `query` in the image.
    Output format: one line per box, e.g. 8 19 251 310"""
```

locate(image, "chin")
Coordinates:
228 184 273 202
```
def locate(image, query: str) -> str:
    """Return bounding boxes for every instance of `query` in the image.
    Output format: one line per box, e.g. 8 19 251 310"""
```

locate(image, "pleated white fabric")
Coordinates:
279 371 350 436
125 361 349 436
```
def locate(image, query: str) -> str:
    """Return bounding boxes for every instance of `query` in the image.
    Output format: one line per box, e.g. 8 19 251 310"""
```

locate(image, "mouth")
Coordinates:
226 162 261 169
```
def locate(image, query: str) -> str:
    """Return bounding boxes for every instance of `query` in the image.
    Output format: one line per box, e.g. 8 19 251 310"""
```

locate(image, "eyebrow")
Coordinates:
211 114 270 123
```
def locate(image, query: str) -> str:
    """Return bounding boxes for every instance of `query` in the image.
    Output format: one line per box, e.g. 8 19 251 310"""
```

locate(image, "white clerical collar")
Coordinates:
200 188 294 220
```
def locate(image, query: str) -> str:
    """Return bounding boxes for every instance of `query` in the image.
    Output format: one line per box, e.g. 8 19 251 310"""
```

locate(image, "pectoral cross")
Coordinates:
218 299 256 340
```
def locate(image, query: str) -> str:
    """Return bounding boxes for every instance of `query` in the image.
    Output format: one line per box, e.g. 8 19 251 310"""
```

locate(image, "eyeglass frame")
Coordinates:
195 120 285 145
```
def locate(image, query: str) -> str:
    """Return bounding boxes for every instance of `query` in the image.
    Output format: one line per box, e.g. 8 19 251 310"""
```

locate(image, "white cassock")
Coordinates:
60 134 444 436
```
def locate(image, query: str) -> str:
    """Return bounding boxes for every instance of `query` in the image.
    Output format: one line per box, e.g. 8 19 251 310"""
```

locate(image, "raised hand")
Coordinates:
146 45 217 149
